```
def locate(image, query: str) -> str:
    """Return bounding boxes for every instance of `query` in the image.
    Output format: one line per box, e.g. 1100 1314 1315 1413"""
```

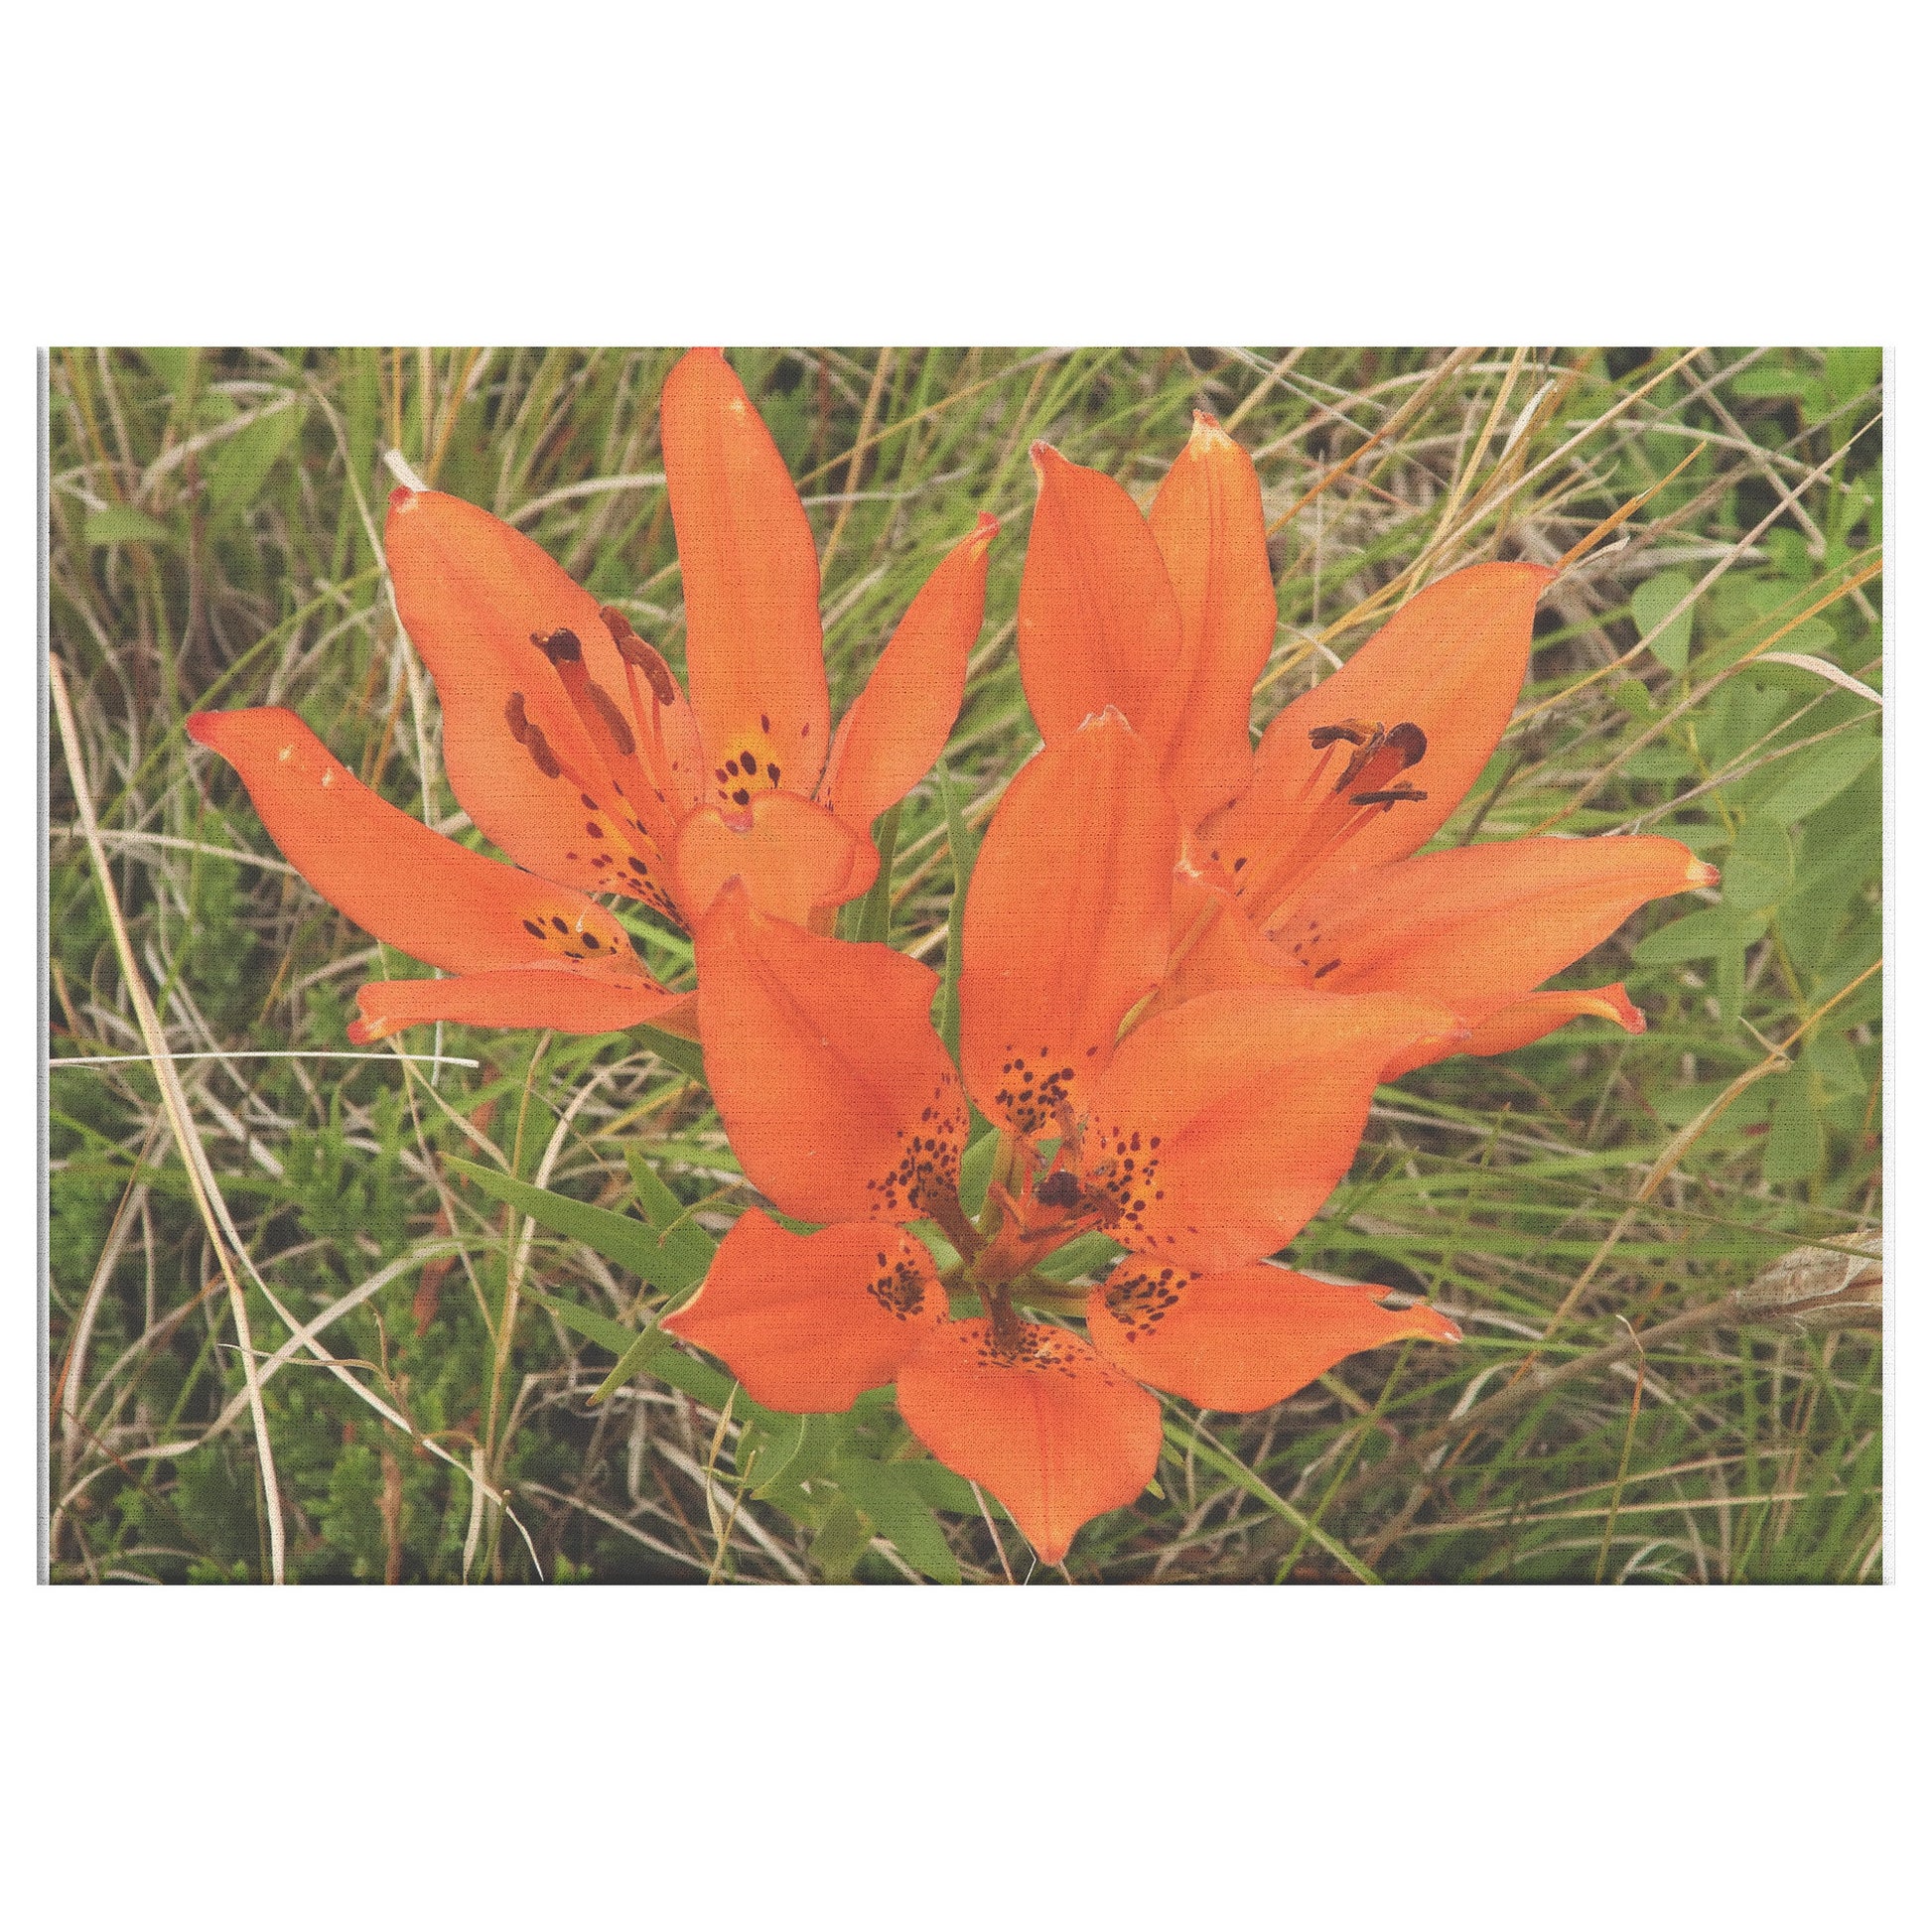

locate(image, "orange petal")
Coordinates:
660 348 831 801
694 883 967 1226
1271 835 1715 1019
1384 981 1644 1078
384 488 679 913
895 1318 1162 1566
1142 868 1300 1023
959 711 1179 1135
188 709 646 976
1087 1261 1459 1413
348 966 684 1044
1018 444 1184 760
1146 413 1277 828
1203 561 1554 897
675 790 877 926
1081 986 1465 1274
661 1211 946 1413
818 513 996 835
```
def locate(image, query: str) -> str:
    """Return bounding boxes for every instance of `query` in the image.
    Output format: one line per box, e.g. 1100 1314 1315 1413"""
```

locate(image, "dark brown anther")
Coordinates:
1333 727 1389 794
533 626 583 665
1383 721 1428 769
585 681 636 758
522 720 563 779
1350 782 1428 810
1035 1170 1082 1210
503 691 529 743
1309 719 1377 750
598 605 641 648
601 606 681 707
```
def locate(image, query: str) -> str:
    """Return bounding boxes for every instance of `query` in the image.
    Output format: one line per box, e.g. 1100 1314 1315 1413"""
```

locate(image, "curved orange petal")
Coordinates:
694 883 967 1226
1087 1261 1459 1413
959 711 1178 1135
660 348 831 801
384 488 679 914
348 966 685 1044
1201 561 1554 902
1383 981 1644 1078
1141 868 1300 1024
819 514 996 835
1270 835 1717 1018
1146 413 1277 828
188 708 646 976
674 790 877 926
895 1318 1162 1566
1080 986 1465 1274
1018 443 1183 759
661 1211 946 1413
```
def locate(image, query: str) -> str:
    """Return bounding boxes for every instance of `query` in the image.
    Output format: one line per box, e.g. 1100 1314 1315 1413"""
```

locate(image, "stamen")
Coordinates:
1309 719 1376 750
532 626 583 665
1228 716 1433 918
600 606 681 709
1035 1170 1082 1209
584 681 636 759
1350 782 1428 810
520 719 563 779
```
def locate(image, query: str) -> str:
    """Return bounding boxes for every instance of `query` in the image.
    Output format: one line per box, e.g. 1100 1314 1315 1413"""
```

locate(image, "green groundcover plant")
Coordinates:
48 346 1881 1583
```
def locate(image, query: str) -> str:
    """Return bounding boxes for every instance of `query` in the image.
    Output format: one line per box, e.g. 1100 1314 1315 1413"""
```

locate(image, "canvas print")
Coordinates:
46 347 1882 1583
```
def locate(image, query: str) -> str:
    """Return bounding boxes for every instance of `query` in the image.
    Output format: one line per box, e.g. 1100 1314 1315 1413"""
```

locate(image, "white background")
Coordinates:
7 5 1919 1924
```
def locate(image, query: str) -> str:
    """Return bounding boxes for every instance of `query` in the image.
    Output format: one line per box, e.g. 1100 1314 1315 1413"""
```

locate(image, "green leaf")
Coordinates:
619 1146 718 1296
848 802 900 944
1631 570 1695 673
1754 733 1880 827
738 1409 811 1496
1763 1073 1826 1186
1036 1231 1123 1282
631 1023 706 1083
448 1155 705 1292
83 505 173 547
206 397 306 515
1722 819 1794 914
1824 346 1880 402
835 1455 961 1583
520 1285 634 1356
934 759 979 1061
1632 904 1766 965
809 1498 873 1581
957 1122 999 1216
517 1286 744 1412
894 1454 979 1516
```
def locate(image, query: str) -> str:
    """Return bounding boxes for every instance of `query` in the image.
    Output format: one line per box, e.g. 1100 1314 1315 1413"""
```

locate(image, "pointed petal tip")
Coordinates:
1688 858 1721 888
1403 1302 1462 1344
386 484 418 513
1599 982 1646 1034
1186 409 1233 450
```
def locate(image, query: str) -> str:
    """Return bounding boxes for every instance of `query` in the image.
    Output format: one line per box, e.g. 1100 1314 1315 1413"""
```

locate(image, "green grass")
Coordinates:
47 345 1882 1584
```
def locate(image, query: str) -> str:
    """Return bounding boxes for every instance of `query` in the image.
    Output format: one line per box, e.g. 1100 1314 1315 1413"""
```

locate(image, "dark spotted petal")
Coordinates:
662 1211 945 1413
693 882 967 1227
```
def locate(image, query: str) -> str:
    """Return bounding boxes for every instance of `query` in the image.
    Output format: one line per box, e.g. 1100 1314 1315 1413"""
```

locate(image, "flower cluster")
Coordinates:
191 352 1715 1567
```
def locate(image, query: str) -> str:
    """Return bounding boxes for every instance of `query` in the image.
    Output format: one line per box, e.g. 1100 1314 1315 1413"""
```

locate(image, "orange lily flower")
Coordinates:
664 713 1468 1565
1019 421 1718 1070
189 347 994 1044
